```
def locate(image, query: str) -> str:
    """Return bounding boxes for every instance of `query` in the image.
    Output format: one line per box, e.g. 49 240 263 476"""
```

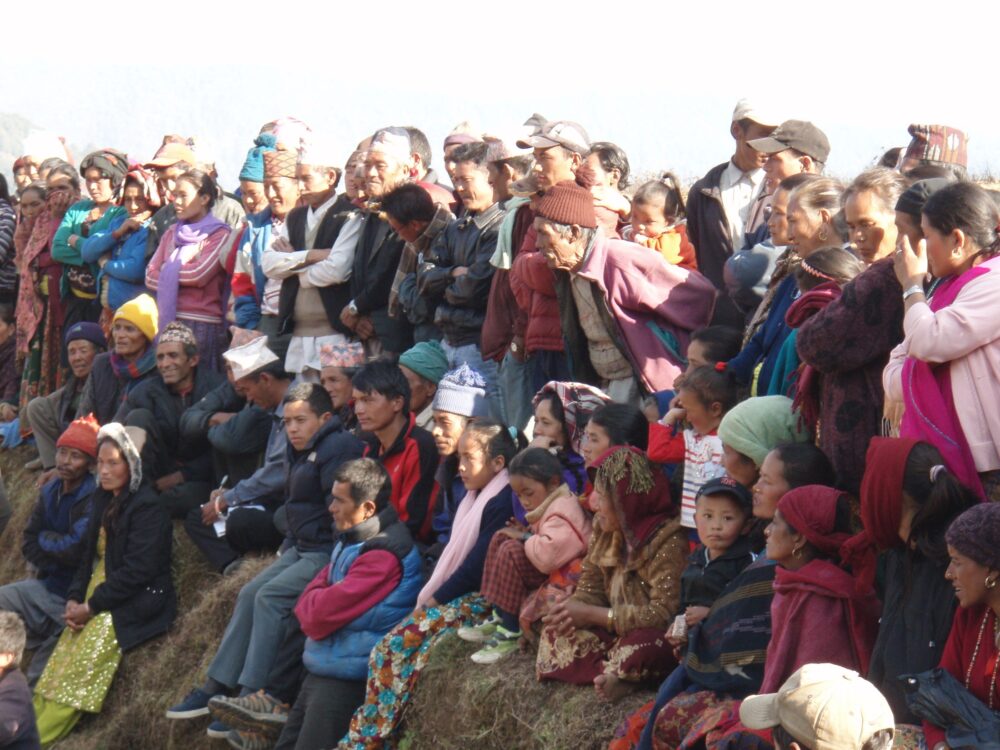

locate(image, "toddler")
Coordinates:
622 174 697 270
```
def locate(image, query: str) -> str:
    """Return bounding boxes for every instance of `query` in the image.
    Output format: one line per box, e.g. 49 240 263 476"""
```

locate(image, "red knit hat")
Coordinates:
534 180 597 228
56 414 100 459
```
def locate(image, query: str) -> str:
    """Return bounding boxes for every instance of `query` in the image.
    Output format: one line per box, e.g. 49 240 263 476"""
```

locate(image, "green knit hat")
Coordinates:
718 396 811 468
398 340 449 385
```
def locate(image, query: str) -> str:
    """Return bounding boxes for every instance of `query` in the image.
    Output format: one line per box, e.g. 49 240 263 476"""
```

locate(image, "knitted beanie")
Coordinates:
946 503 1000 571
534 180 597 228
56 413 100 459
894 177 954 219
239 133 277 183
399 340 449 385
113 293 159 342
431 364 490 418
97 422 143 492
717 395 811 468
64 321 107 350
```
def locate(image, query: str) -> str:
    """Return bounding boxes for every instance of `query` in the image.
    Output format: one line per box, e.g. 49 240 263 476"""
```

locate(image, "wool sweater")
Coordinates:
146 223 230 324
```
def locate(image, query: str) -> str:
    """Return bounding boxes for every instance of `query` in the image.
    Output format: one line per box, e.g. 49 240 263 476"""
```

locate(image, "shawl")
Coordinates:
776 485 851 560
156 213 229 330
900 265 991 496
743 247 799 346
109 345 157 394
417 468 509 607
533 380 611 454
15 207 60 359
784 281 842 429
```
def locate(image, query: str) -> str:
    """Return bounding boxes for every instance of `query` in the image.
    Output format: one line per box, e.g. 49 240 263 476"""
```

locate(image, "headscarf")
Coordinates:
718 395 811 467
777 485 850 561
97 422 143 492
120 166 162 209
533 381 611 454
946 503 1000 572
589 446 676 553
79 148 130 191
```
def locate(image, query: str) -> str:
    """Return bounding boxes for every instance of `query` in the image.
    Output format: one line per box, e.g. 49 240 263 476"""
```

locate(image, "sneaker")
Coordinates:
209 690 289 733
166 687 213 719
206 719 231 739
470 626 521 664
226 728 274 750
457 613 500 643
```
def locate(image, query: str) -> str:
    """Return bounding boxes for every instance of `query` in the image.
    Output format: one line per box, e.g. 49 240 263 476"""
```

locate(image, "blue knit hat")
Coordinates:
64 321 107 350
432 364 489 418
239 133 278 183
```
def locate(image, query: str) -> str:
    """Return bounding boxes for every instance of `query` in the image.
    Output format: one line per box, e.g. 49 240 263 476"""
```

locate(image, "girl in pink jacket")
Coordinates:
458 447 592 664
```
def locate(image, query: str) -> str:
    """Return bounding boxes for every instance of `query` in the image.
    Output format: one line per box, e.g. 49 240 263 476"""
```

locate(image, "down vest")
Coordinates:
509 225 564 355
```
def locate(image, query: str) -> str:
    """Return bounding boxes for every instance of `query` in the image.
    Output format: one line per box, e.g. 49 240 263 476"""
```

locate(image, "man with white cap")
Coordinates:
739 663 895 750
686 100 778 326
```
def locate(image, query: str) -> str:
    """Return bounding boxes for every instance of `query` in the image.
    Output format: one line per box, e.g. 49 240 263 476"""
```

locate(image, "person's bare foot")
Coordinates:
594 673 637 703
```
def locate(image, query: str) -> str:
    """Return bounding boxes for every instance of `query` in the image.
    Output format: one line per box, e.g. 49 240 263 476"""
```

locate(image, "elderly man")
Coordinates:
534 181 716 402
397 340 449 430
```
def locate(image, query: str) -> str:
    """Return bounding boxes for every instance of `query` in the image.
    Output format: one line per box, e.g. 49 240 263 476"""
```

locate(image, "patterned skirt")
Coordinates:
536 624 675 686
181 318 228 373
480 533 548 615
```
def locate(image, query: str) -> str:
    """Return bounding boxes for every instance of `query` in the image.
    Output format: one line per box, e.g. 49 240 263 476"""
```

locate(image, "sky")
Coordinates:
4 0 1000 187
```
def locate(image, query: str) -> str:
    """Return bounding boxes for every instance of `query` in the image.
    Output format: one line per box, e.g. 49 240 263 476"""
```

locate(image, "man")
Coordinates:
384 183 454 343
262 137 359 378
24 321 106 473
184 336 293 573
686 100 778 325
404 126 445 187
353 361 438 543
416 142 504 411
442 122 482 183
115 321 224 519
340 127 415 357
0 415 98 684
397 340 449 431
740 664 895 750
535 181 716 402
168 382 362 738
749 119 830 193
585 141 632 236
899 123 968 178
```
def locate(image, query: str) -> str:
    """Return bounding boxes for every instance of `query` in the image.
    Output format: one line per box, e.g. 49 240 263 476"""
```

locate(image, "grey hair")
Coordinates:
0 612 26 662
549 221 597 245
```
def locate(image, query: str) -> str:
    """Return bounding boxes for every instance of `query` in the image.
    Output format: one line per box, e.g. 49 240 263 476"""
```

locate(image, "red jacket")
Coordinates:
509 224 564 355
481 202 533 362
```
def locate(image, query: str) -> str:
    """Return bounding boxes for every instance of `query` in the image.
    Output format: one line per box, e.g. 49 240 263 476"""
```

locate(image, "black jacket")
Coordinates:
78 352 156 426
680 537 755 609
67 483 176 652
179 379 271 457
416 204 503 347
0 668 39 750
350 211 411 354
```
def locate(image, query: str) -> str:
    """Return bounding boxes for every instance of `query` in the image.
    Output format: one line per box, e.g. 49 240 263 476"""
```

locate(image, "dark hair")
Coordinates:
903 163 961 182
923 181 1000 259
509 447 564 485
176 169 219 210
690 326 743 363
463 418 527 466
381 183 436 225
39 157 70 176
0 303 14 326
777 172 820 194
502 155 534 179
771 443 837 489
795 245 865 292
404 126 432 169
902 442 978 561
449 142 490 169
587 142 630 190
675 365 742 413
0 175 9 204
284 381 334 417
633 173 685 221
21 182 47 202
878 146 903 169
352 361 411 415
334 457 392 511
535 392 569 447
47 162 81 191
587 403 649 451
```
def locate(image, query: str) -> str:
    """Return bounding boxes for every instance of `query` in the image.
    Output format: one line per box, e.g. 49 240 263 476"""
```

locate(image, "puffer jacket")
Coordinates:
416 203 504 347
509 225 564 355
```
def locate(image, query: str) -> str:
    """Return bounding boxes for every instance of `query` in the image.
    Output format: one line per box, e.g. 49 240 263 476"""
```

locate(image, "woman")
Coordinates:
842 438 977 724
80 166 162 319
531 381 610 494
886 181 1000 499
51 149 129 328
146 169 230 371
729 176 845 395
33 422 176 744
795 169 908 494
537 446 687 703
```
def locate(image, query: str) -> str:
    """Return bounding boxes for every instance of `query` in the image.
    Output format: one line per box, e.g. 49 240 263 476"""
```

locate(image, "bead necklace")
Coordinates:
965 608 1000 709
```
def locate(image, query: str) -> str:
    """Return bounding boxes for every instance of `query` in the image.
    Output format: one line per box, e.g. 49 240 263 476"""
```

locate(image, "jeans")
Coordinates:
497 351 533 432
441 341 501 419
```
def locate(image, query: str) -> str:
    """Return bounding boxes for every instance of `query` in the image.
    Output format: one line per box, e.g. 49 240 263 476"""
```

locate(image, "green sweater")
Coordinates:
51 200 126 299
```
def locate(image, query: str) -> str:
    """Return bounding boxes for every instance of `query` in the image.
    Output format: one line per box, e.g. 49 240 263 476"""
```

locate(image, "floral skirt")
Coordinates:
337 593 489 750
536 624 675 685
18 299 62 438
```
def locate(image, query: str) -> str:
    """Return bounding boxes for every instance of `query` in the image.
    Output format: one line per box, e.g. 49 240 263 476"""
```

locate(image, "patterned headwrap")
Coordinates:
120 166 162 209
79 148 130 190
532 381 611 454
263 150 298 180
158 321 198 348
319 341 366 369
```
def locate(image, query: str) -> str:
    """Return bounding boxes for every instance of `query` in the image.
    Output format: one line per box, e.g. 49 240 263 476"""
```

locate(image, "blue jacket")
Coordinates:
727 275 797 395
303 507 423 680
234 208 273 329
80 213 150 311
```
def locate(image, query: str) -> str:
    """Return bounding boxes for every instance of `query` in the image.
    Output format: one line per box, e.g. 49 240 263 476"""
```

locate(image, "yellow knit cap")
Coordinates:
112 293 159 342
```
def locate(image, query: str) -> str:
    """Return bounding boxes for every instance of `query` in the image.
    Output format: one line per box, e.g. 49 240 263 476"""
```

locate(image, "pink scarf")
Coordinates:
900 262 994 497
417 469 509 607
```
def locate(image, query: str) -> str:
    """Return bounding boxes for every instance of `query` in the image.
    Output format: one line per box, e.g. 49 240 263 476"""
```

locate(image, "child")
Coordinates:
0 612 41 748
648 364 742 530
669 477 755 645
622 174 697 271
460 448 592 663
580 403 649 468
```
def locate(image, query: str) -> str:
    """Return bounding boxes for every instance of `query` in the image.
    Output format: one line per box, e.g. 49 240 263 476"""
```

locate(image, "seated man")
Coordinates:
115 321 224 519
0 415 98 684
167 382 363 739
210 458 424 749
184 337 293 572
397 340 448 431
353 362 439 544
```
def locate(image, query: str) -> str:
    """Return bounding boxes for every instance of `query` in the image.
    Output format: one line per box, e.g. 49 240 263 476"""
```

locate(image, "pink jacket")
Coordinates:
524 486 592 575
146 224 229 324
883 258 1000 472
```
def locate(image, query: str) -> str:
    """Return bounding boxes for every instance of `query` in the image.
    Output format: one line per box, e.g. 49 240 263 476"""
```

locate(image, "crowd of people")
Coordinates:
0 105 997 750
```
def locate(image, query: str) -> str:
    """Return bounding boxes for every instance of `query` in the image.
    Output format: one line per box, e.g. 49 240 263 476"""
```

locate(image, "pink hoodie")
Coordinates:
524 485 592 574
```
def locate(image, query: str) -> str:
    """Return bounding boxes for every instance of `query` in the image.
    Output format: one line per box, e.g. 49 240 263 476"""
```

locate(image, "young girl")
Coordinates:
145 169 230 371
623 174 697 271
648 364 741 530
461 447 592 664
580 403 649 467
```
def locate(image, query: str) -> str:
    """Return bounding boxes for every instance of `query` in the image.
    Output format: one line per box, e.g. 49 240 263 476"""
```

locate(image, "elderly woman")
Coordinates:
536 446 687 703
33 422 176 744
51 149 129 328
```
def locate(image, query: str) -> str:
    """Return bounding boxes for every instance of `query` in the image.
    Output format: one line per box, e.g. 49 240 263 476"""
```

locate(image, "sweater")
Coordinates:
481 200 533 362
647 423 725 529
146 223 230 324
0 199 16 299
51 200 126 299
523 485 592 574
79 212 150 311
728 274 797 395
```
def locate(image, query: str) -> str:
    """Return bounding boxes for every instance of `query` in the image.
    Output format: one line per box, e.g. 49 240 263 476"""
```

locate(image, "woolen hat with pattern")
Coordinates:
263 149 298 180
905 123 968 169
57 413 100 459
534 180 597 228
432 364 489 418
946 502 1000 571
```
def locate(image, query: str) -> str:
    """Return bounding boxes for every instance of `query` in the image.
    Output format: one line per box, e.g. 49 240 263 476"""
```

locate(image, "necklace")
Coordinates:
965 609 1000 709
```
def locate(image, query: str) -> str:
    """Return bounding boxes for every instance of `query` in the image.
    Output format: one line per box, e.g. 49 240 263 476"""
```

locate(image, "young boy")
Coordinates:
0 611 40 749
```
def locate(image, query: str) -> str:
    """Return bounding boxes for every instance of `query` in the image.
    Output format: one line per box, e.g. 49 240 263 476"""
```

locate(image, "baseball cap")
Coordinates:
740 664 895 750
696 476 753 512
509 173 542 198
731 99 781 128
516 120 590 155
748 120 830 164
144 141 197 169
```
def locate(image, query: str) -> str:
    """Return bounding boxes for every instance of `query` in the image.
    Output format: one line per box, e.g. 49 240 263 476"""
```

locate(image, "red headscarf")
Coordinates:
776 485 850 560
590 446 676 553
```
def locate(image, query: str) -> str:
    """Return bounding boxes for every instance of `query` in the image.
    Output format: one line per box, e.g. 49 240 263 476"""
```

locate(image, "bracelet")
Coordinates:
902 284 925 301
214 498 222 514
606 608 614 631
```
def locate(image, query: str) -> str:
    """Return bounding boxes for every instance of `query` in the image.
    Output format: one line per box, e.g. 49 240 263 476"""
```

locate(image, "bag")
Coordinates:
900 667 1000 749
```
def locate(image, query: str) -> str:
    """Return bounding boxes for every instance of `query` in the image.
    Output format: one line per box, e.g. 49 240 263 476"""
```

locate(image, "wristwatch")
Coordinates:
510 341 519 353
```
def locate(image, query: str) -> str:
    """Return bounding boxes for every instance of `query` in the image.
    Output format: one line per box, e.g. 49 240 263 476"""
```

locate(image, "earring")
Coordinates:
818 227 828 242
792 546 803 559
987 576 998 590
